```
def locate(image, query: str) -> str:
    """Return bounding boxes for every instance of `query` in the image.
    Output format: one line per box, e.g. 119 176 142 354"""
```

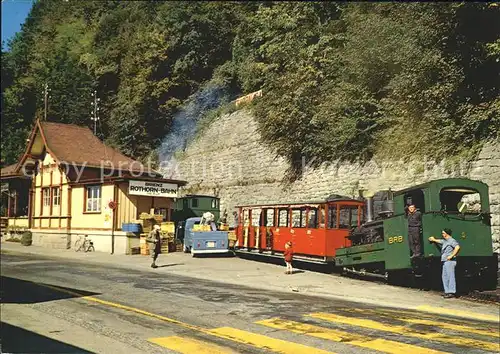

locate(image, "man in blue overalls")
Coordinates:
429 228 461 298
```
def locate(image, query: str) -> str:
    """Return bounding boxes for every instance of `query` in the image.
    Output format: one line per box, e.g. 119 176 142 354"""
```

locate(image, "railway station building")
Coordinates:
0 119 186 254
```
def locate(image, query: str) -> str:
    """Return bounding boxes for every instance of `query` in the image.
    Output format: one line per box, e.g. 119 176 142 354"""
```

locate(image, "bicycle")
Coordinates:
74 235 95 252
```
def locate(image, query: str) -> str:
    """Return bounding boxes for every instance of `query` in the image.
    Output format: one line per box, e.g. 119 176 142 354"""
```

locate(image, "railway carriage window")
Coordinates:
192 198 199 208
338 206 360 229
351 207 359 227
440 188 481 213
339 208 350 229
252 209 261 226
291 209 302 227
265 209 275 227
211 199 217 208
328 205 337 229
243 209 250 226
319 207 326 228
278 209 289 227
308 208 318 228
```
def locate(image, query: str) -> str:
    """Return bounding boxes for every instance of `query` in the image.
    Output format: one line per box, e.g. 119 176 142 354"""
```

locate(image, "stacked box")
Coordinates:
161 238 169 253
161 222 175 233
140 235 149 255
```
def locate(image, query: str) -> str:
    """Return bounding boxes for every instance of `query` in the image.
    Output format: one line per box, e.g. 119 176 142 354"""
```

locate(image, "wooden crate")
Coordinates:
153 215 163 223
161 239 169 253
129 247 140 255
140 244 150 256
140 236 149 255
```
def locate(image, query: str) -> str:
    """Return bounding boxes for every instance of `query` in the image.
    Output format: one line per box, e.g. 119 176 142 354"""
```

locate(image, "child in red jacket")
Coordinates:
284 241 293 274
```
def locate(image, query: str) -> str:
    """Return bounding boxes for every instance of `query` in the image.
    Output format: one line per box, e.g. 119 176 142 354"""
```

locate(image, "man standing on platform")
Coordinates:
406 204 422 258
429 228 461 298
147 224 162 268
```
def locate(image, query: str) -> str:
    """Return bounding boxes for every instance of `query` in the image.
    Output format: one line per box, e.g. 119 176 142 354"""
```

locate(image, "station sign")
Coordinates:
128 180 178 198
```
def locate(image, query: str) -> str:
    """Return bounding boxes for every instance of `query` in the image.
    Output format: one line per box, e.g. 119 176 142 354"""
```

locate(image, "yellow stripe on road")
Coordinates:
257 318 447 354
309 313 499 352
209 327 335 354
39 283 334 354
39 284 203 331
149 336 235 354
346 308 499 338
403 318 500 339
416 305 500 323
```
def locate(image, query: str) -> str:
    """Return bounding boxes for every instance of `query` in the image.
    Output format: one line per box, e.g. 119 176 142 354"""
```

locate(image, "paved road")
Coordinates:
1 253 498 354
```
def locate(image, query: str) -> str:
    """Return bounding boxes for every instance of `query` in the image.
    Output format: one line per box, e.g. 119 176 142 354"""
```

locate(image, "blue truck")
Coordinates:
177 217 230 256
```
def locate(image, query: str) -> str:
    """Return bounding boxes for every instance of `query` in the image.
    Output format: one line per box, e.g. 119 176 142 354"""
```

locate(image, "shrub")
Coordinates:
21 231 32 246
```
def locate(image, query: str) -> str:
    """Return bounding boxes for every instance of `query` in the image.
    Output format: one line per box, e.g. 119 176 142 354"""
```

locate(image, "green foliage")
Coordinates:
21 231 32 246
1 1 499 181
237 3 500 178
1 1 249 163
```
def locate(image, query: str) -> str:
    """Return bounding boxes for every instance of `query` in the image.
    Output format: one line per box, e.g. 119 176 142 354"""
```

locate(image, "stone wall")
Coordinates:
169 109 500 252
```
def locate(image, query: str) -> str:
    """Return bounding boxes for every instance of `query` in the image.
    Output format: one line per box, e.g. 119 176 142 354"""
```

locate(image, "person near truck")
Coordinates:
147 224 162 269
406 204 422 258
428 228 461 298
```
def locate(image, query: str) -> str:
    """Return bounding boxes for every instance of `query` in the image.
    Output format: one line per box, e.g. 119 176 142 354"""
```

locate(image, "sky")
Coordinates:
1 0 35 50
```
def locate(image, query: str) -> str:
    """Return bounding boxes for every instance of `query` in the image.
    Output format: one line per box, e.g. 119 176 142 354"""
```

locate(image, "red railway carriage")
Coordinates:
235 196 365 263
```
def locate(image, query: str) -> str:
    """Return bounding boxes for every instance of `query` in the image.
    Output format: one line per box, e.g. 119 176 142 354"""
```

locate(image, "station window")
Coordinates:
339 206 360 229
192 198 199 208
328 205 337 229
85 185 101 212
52 187 60 207
440 188 481 213
278 209 289 227
43 188 51 207
155 208 168 221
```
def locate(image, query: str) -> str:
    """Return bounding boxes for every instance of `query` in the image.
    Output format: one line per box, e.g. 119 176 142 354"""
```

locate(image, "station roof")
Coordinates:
10 119 187 186
0 163 30 180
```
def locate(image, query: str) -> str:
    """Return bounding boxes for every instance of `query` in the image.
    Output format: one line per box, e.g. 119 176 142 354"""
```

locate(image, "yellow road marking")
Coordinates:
403 318 500 339
40 284 203 331
257 318 447 354
346 308 499 338
309 313 499 352
40 283 334 353
149 336 235 354
209 327 334 354
416 305 500 323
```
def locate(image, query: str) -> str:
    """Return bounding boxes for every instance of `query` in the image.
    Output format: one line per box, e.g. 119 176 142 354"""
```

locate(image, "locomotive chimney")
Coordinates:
360 189 375 222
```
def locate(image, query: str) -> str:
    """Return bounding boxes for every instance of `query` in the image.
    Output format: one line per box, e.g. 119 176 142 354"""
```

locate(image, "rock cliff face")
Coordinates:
170 109 500 252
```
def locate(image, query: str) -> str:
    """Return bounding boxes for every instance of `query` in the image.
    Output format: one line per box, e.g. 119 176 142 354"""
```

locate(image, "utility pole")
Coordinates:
43 83 50 121
90 90 100 136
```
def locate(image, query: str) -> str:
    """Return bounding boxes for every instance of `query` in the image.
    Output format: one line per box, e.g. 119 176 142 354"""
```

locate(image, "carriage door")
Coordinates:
242 209 250 248
251 208 262 250
264 208 275 250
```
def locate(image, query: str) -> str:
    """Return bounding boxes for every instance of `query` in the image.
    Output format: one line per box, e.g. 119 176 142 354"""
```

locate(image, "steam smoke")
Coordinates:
159 83 229 178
